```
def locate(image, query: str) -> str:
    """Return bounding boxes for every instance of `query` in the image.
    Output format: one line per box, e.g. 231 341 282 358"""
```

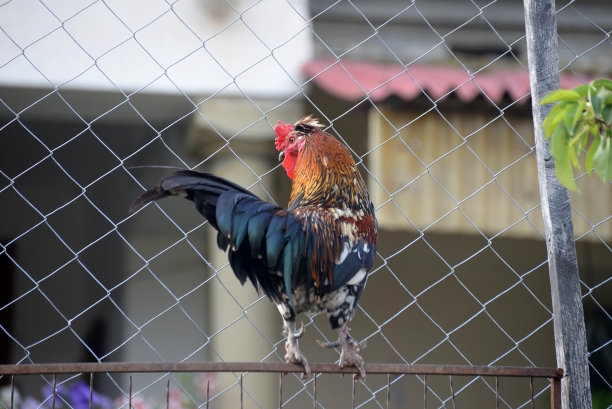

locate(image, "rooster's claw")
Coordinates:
318 326 367 379
292 321 305 339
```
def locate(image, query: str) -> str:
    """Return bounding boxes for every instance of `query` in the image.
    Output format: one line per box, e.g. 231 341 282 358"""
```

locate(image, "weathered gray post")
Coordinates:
522 0 592 408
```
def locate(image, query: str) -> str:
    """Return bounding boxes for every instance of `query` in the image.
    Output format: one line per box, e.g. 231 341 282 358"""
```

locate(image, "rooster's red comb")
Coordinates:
274 121 293 152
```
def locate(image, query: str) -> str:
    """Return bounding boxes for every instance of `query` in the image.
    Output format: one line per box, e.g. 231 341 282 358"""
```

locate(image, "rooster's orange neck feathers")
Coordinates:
289 131 367 212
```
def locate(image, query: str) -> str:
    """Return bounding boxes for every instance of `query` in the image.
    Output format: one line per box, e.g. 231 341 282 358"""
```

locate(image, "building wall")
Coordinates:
368 106 612 242
310 0 612 74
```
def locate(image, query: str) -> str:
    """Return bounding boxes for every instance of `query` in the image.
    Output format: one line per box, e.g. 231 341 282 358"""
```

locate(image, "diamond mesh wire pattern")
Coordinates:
0 0 610 408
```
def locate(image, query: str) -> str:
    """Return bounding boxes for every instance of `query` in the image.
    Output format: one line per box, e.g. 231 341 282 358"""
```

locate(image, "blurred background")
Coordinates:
0 0 611 408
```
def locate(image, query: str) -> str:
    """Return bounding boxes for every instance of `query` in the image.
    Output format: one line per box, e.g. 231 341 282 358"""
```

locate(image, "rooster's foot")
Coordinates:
317 326 366 379
283 320 310 379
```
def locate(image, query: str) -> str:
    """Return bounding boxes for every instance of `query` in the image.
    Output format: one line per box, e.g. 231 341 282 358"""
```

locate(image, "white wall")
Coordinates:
0 0 313 98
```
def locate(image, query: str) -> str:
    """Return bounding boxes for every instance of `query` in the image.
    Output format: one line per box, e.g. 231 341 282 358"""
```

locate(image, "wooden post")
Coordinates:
522 1 592 408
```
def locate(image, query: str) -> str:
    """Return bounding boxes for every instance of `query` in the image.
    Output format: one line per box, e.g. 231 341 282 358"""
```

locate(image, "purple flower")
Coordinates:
68 381 112 409
42 384 67 408
20 397 42 409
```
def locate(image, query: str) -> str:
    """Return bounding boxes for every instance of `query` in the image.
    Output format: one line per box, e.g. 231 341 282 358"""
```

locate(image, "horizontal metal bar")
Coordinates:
0 362 563 378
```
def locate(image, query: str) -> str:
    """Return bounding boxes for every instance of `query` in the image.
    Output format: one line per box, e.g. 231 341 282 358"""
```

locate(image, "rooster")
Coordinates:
130 116 378 378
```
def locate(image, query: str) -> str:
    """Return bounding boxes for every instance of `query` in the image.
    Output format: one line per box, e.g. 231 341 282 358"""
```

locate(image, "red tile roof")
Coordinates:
303 59 589 105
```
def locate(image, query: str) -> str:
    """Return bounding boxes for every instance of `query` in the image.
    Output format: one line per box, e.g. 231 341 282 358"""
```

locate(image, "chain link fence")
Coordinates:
0 0 610 408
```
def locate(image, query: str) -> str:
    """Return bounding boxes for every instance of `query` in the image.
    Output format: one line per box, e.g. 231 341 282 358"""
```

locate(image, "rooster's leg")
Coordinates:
283 319 310 377
317 326 366 379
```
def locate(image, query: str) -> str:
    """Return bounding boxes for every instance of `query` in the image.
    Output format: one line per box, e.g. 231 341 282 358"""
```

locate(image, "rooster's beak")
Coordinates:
278 151 285 162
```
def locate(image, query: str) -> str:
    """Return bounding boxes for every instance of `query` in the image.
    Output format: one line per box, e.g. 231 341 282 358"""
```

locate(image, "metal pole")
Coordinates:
0 362 563 377
522 0 592 408
551 377 562 409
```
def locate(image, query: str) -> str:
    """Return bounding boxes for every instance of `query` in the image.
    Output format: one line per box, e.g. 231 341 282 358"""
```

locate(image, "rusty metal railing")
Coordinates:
0 362 563 409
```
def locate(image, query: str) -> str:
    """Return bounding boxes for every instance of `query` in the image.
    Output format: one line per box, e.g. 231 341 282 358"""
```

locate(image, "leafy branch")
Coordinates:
541 78 612 191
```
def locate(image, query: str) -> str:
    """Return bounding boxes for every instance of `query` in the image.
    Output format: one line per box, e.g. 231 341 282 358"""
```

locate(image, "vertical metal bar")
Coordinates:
495 376 499 409
313 373 317 409
530 377 535 409
278 373 283 409
206 380 210 409
89 373 94 409
352 376 356 409
551 377 562 409
51 374 57 409
166 379 170 409
386 374 391 409
523 0 592 407
129 376 132 409
449 375 456 409
10 375 14 409
423 375 427 409
240 374 243 409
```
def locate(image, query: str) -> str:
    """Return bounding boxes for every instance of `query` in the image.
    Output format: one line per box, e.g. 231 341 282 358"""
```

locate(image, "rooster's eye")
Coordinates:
289 137 295 143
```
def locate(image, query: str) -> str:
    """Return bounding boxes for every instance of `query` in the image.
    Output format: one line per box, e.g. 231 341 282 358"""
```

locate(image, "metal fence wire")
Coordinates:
0 0 610 408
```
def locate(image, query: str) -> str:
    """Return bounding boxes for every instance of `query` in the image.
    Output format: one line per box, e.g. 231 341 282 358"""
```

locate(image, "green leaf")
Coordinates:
569 141 581 171
583 103 595 120
541 89 582 105
550 125 569 161
542 101 570 137
603 105 612 126
573 84 591 98
563 101 579 134
591 88 606 117
569 125 583 149
593 135 612 182
572 99 586 132
550 125 578 191
592 78 612 92
586 137 600 175
578 124 589 152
